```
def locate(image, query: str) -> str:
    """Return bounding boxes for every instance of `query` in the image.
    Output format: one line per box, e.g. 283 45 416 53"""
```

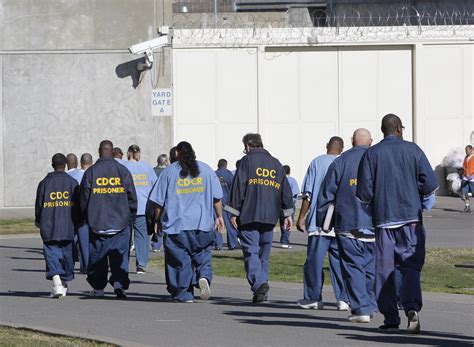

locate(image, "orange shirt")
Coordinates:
463 154 474 179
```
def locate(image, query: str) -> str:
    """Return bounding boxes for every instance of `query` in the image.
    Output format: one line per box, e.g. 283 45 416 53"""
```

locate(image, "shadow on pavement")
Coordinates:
211 297 309 310
8 256 43 260
340 333 473 346
222 309 474 346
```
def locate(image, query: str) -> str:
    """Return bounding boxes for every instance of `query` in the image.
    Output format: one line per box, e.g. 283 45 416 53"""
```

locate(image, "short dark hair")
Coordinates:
283 165 290 175
235 159 241 169
218 159 227 168
381 113 403 135
52 153 67 169
100 140 113 151
328 136 344 149
80 153 93 165
466 145 473 150
242 133 263 149
112 147 123 157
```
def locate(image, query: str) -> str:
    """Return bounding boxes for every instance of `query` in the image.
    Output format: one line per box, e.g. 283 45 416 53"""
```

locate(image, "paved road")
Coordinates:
1 197 472 251
0 237 472 347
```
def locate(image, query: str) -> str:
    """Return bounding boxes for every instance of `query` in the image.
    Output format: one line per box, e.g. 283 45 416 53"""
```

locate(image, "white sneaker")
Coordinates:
337 301 350 311
130 244 135 252
198 278 211 300
89 289 104 297
407 310 421 334
347 314 371 323
297 299 324 310
281 244 292 249
51 285 66 298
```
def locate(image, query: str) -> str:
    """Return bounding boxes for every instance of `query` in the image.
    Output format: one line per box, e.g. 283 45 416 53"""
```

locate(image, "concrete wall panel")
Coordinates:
2 0 156 50
2 53 158 207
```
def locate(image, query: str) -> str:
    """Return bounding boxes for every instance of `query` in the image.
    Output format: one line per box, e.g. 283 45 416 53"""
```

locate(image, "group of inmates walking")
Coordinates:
35 113 438 334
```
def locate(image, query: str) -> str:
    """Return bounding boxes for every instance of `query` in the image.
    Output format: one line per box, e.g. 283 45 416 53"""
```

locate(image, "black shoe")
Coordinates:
461 206 471 213
136 267 146 274
378 324 399 333
114 288 127 299
252 283 269 303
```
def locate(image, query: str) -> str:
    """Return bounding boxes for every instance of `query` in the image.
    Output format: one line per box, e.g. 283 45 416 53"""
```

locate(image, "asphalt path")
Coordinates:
0 236 473 347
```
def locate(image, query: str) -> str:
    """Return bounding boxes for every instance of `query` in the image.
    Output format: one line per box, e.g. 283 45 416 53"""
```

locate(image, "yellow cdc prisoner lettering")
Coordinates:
349 178 358 186
49 191 69 200
177 177 203 186
96 177 121 186
44 191 73 208
256 168 276 178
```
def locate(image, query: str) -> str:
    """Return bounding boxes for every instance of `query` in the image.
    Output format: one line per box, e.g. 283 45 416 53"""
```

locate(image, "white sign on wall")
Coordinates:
151 89 172 116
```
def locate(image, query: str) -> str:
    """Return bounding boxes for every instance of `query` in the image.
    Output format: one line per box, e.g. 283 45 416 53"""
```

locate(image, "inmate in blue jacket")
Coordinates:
35 171 81 242
356 136 438 227
215 167 234 205
301 154 338 232
123 161 157 216
80 157 137 233
150 161 223 234
317 146 373 233
225 148 294 226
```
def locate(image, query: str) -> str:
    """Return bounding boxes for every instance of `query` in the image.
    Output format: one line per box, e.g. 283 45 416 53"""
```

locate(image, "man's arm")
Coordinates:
123 169 138 221
34 181 44 228
296 163 315 232
296 199 310 232
79 170 91 218
316 162 338 228
225 158 248 218
417 151 439 197
356 151 374 203
214 199 225 232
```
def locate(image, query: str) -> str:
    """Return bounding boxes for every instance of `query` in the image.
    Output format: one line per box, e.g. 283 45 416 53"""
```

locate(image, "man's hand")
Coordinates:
283 216 293 231
214 216 225 232
296 216 306 233
230 216 238 230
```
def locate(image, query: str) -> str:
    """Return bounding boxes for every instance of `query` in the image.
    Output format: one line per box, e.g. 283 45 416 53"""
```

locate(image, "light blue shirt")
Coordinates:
115 158 127 165
123 161 157 215
301 154 338 232
286 176 300 203
67 168 84 184
150 161 223 235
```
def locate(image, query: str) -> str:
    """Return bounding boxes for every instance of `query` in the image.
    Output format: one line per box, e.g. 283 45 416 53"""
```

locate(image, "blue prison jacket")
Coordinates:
80 156 137 233
215 167 234 205
35 171 81 242
225 148 294 227
356 136 438 227
317 146 373 233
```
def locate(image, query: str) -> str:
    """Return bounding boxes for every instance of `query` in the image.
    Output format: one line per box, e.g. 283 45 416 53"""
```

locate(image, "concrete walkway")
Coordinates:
0 236 473 347
1 196 473 250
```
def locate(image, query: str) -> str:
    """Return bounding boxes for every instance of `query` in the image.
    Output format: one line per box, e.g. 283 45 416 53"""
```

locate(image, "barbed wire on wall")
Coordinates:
171 5 474 47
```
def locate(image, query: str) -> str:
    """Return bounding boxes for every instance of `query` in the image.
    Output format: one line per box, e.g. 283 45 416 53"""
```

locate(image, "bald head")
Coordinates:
66 153 78 170
352 128 372 147
99 140 113 158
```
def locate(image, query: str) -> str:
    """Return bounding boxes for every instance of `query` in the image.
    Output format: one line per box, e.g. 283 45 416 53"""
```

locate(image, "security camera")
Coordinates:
128 35 169 70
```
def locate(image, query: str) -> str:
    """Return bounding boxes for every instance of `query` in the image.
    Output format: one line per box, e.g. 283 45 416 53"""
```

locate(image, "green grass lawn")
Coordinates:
0 326 115 347
149 248 474 295
0 219 37 235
